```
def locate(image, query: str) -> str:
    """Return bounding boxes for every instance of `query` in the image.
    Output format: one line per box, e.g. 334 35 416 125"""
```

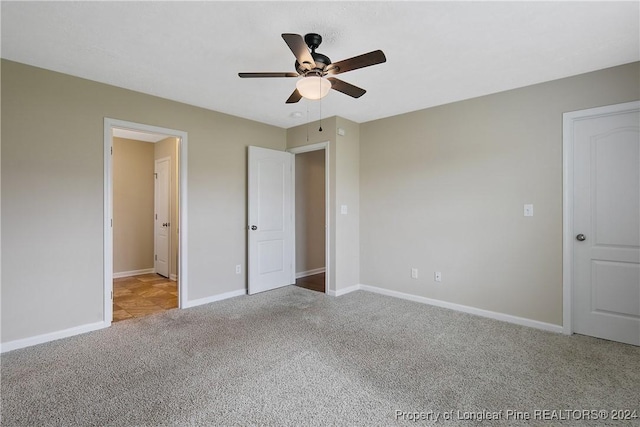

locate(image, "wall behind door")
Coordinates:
113 137 155 274
295 150 326 275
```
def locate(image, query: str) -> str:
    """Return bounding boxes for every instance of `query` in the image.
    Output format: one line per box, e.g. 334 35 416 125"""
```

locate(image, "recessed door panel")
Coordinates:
592 261 640 317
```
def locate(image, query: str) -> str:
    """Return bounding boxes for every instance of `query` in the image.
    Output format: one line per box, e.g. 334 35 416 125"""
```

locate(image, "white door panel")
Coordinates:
155 157 170 278
248 146 294 294
571 103 640 345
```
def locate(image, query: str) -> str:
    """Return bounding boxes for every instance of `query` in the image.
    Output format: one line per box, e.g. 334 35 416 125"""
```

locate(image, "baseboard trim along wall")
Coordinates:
1 284 562 353
3 289 246 352
343 284 564 334
113 268 155 279
328 284 361 297
182 288 246 309
295 267 326 279
1 321 110 354
170 274 178 281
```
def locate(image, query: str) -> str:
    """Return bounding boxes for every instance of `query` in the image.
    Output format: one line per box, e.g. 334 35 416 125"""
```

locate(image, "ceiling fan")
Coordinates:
239 33 386 103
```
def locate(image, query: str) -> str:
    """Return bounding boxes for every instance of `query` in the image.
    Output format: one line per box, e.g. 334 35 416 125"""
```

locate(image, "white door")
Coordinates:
569 102 640 346
155 157 171 278
248 146 295 295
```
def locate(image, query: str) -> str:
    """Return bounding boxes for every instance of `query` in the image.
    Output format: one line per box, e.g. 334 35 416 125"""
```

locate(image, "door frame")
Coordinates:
287 142 331 294
154 156 172 278
561 100 640 335
104 118 189 324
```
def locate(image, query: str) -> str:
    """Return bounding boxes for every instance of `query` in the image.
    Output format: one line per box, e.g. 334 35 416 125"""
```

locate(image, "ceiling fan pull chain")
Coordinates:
319 77 323 132
306 100 310 142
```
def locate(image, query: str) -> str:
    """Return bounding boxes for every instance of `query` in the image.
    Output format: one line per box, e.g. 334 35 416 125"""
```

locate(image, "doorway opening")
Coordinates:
104 118 189 324
289 142 329 294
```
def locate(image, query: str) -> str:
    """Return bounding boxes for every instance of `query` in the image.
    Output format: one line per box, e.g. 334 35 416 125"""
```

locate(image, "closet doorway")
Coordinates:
290 143 328 294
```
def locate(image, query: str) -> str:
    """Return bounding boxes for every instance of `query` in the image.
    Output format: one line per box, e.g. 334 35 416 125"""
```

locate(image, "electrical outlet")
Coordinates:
235 265 242 275
434 271 442 282
411 268 418 279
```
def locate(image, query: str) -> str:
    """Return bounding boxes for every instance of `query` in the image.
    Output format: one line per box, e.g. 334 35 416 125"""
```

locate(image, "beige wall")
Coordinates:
113 137 155 273
295 150 325 274
360 62 640 326
1 60 285 343
155 137 179 278
335 117 360 290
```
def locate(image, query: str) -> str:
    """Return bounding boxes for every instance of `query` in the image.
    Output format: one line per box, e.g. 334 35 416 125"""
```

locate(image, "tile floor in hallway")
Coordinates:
113 274 178 322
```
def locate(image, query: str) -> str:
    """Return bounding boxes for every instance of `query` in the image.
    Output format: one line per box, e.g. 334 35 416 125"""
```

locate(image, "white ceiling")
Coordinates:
2 1 638 129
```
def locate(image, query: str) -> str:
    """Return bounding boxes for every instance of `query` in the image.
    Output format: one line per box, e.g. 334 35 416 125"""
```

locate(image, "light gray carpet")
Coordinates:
2 286 639 426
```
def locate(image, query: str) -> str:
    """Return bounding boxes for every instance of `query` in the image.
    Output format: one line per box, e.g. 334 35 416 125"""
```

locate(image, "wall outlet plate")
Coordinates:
434 271 442 282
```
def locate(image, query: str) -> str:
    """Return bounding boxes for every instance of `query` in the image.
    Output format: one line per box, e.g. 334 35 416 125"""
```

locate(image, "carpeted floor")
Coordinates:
1 286 639 426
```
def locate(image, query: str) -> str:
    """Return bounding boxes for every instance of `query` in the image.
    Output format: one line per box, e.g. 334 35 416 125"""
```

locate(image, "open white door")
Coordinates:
155 157 171 278
567 102 640 346
248 146 295 295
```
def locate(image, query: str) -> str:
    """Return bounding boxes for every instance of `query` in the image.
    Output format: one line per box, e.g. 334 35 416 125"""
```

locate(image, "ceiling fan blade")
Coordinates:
238 72 298 78
327 77 366 98
286 89 302 104
326 50 386 75
282 33 316 70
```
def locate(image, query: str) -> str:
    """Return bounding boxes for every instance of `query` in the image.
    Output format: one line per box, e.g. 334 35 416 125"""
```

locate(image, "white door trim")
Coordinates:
104 118 189 324
562 100 640 335
287 142 331 295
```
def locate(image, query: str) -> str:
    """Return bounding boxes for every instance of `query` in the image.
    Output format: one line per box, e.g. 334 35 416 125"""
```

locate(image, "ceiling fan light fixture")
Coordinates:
296 75 331 100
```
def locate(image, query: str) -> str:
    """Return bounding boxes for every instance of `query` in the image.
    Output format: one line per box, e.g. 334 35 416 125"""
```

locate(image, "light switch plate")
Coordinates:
341 205 348 215
524 204 534 217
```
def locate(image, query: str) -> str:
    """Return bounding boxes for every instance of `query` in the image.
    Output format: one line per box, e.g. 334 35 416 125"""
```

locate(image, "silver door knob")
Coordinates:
576 234 586 241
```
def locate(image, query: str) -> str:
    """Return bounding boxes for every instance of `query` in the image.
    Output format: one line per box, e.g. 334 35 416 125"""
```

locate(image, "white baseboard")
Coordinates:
182 288 246 309
342 284 563 334
295 267 326 279
328 284 361 297
113 268 155 279
170 274 177 281
1 321 110 354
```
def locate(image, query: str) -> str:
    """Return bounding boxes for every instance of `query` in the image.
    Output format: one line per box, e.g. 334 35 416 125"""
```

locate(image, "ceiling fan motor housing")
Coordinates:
293 33 331 74
296 52 332 74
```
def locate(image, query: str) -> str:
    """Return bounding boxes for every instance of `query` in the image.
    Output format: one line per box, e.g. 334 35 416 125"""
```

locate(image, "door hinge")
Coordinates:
111 219 113 227
111 291 113 300
111 147 113 155
155 213 157 220
155 254 157 261
154 173 158 179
